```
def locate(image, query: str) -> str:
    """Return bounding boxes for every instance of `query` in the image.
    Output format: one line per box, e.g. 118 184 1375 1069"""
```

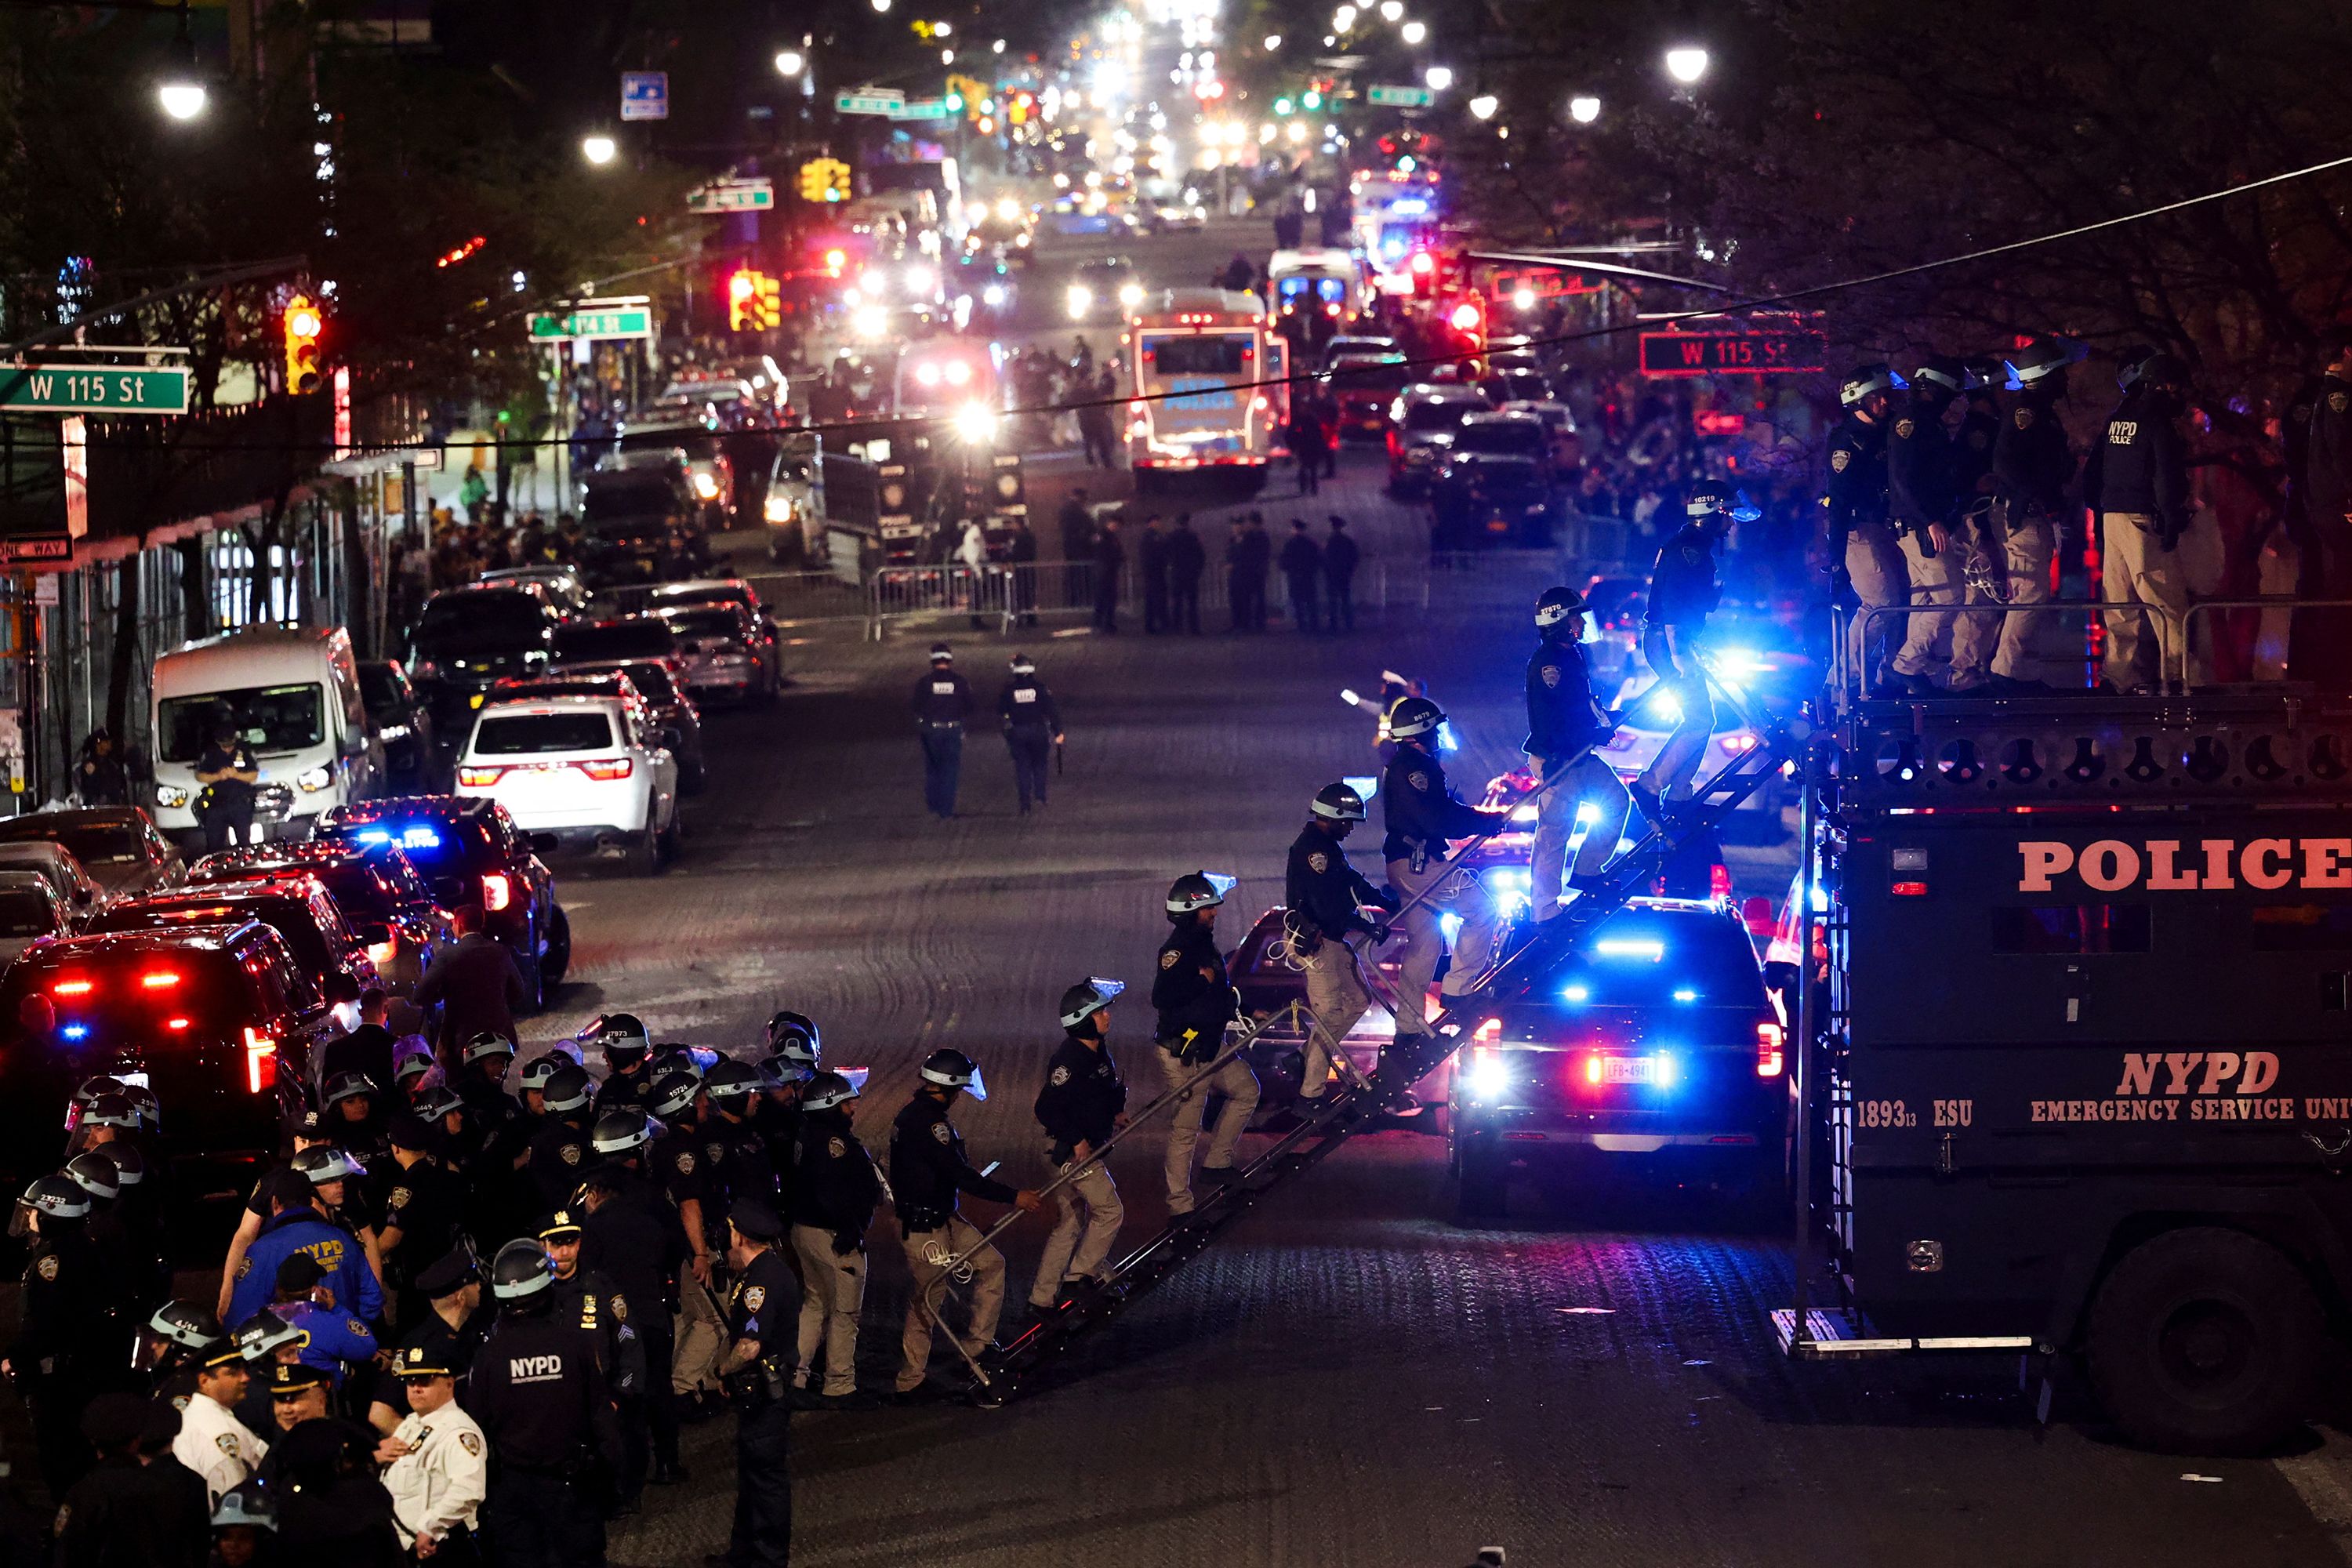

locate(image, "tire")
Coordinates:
541 906 572 986
625 829 659 877
2086 1226 2321 1454
1452 1143 1508 1224
521 948 546 1014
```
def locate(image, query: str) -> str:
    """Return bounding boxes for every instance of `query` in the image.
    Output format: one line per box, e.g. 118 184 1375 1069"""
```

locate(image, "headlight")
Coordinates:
296 764 333 793
1118 281 1145 308
1465 1051 1511 1100
982 283 1007 307
691 473 720 500
154 784 189 808
995 197 1019 223
851 304 889 339
904 265 934 296
764 494 793 524
953 402 999 443
1066 283 1093 318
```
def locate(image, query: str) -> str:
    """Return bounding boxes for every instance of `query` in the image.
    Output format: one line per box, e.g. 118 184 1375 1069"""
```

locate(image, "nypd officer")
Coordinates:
997 653 1065 814
1152 872 1261 1213
911 642 975 818
1381 697 1510 1044
2084 352 2199 691
888 1049 1043 1399
467 1238 622 1568
1827 363 1902 693
790 1070 881 1406
1886 355 1969 694
1029 979 1128 1313
5 1174 106 1498
524 1065 597 1214
1283 784 1396 1102
1634 483 1740 815
539 1207 644 1515
590 1013 659 1113
1524 586 1631 917
382 1342 489 1563
1955 338 2077 691
717 1197 800 1567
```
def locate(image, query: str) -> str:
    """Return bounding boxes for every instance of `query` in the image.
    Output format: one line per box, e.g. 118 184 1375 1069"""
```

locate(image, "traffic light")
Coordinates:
283 294 322 395
797 158 851 203
727 270 782 332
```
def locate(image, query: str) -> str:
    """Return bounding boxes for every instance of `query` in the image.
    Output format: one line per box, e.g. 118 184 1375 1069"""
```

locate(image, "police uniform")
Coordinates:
889 1092 1014 1391
2083 384 2198 689
790 1109 880 1397
1886 391 1966 688
721 1203 797 1568
1637 522 1724 795
1953 383 2074 685
911 661 975 818
524 1112 594 1215
1381 740 1507 1028
1149 917 1259 1213
51 1395 210 1568
1029 1034 1126 1307
578 1178 686 1485
13 1223 106 1499
1825 408 1900 688
276 1297 377 1387
382 1359 488 1563
468 1294 621 1567
1283 824 1395 1096
382 1154 465 1324
169 1384 268 1508
997 670 1062 813
593 1061 659 1116
1522 630 1628 918
753 1093 804 1211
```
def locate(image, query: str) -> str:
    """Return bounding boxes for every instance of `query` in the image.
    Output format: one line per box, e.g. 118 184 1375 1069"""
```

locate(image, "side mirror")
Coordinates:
529 833 560 853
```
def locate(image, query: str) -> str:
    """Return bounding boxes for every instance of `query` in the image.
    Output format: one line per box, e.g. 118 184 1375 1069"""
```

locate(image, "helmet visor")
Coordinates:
961 1065 989 1102
1202 872 1238 902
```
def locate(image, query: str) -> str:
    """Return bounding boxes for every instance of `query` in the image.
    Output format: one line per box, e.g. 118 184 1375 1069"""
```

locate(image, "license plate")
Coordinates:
1601 1056 1660 1084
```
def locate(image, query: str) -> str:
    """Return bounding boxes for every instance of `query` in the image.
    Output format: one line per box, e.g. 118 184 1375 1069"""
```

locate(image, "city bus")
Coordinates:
1125 288 1283 485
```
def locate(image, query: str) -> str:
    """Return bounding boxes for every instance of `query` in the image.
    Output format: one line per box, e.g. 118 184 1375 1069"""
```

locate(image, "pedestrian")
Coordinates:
1229 512 1272 630
50 1392 211 1568
466 1240 622 1568
1958 337 2077 692
171 1335 269 1509
1091 515 1124 633
1381 697 1510 1049
1290 401 1326 495
910 642 974 819
956 517 989 629
716 1198 799 1566
1029 978 1128 1315
1166 514 1206 633
379 1344 488 1563
1057 489 1095 609
998 653 1063 815
193 722 260 853
1323 515 1359 632
789 1071 880 1408
1885 356 1970 694
1150 872 1261 1214
1523 586 1632 920
1283 784 1399 1102
1278 517 1323 632
1140 514 1171 633
887 1049 1044 1400
2084 353 2201 692
1827 365 1902 696
1631 485 1736 821
412 906 528 1058
73 728 130 807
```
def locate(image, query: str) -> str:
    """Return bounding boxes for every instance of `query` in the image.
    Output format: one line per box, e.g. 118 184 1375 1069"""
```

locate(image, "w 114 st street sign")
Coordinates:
527 300 655 343
0 365 191 415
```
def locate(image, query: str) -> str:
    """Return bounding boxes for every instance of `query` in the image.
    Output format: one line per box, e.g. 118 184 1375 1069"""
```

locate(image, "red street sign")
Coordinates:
1639 330 1827 377
1694 410 1748 437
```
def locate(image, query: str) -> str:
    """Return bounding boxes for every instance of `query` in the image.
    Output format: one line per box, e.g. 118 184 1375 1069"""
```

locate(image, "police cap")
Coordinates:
25 1174 88 1219
801 1069 860 1113
94 1141 145 1187
121 1083 161 1128
230 1308 307 1361
148 1300 224 1353
463 1031 517 1065
1165 869 1236 913
537 1208 585 1242
386 1112 437 1153
729 1196 785 1242
1058 976 1124 1029
647 1069 702 1119
82 1092 139 1130
72 1073 125 1108
274 1252 326 1294
765 1010 822 1064
1838 362 1896 408
266 1361 328 1396
917 1047 987 1099
393 1052 434 1086
390 1343 454 1379
928 643 953 663
590 1011 652 1062
322 1070 376 1107
413 1087 465 1123
64 1150 120 1201
80 1391 149 1448
1534 585 1585 629
413 1248 480 1300
1909 355 1967 396
291 1145 361 1185
518 1052 568 1092
1386 695 1446 739
702 1058 761 1102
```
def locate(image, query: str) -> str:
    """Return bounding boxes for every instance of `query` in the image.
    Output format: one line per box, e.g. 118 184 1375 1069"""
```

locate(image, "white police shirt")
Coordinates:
383 1401 490 1547
171 1390 269 1508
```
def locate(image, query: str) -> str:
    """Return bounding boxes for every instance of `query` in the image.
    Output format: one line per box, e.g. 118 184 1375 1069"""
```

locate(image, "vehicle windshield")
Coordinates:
158 684 325 762
1538 913 1766 1010
413 593 546 654
1144 335 1252 376
1403 401 1472 434
1329 358 1408 394
582 479 678 529
96 896 335 975
0 887 55 935
0 817 142 865
1456 422 1547 456
1486 372 1551 402
473 713 616 755
554 621 675 662
662 608 742 639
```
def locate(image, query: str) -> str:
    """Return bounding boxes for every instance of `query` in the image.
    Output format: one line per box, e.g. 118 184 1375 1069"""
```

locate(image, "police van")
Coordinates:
1783 688 2352 1452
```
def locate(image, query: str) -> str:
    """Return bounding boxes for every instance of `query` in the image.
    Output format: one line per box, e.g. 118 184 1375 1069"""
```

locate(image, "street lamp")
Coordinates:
1263 32 1282 49
158 77 207 121
1425 65 1453 91
1468 93 1497 120
581 133 618 165
870 0 891 12
1400 20 1426 44
1569 94 1600 123
774 49 804 76
1378 0 1402 18
1664 45 1709 84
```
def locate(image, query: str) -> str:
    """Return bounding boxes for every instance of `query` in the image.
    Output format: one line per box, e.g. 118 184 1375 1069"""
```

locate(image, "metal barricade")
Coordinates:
1832 601 2134 709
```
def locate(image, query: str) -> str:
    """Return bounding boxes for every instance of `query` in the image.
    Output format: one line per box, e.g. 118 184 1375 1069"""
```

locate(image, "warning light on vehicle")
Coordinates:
52 979 93 996
245 1026 278 1094
1755 1021 1785 1078
1449 301 1482 332
480 872 514 912
140 971 181 989
1594 938 1664 962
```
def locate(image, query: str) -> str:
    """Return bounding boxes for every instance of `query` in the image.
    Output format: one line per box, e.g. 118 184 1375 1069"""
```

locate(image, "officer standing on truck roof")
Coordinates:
1957 338 2078 692
1382 698 1511 1045
1029 978 1129 1315
1826 364 1902 695
1886 356 1970 695
2084 352 2201 692
1152 872 1261 1214
1283 784 1397 1102
1524 586 1631 920
1633 485 1744 819
912 643 975 819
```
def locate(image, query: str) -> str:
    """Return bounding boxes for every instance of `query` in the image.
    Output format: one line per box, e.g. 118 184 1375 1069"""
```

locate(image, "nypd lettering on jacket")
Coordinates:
2017 837 2352 892
508 1353 565 1382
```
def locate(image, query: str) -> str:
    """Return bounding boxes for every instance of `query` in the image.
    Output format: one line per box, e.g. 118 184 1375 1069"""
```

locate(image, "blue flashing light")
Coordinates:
354 829 393 845
60 1024 89 1040
1654 1051 1678 1087
1563 984 1590 1003
1439 913 1463 942
1438 720 1459 752
400 826 442 850
1390 198 1429 216
1672 987 1698 1004
1595 938 1664 961
1344 774 1378 800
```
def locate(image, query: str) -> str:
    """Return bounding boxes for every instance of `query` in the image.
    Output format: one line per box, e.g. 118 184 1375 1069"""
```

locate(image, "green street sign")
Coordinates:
835 88 906 116
893 97 954 121
688 179 775 214
1367 84 1434 107
0 365 190 416
527 306 655 343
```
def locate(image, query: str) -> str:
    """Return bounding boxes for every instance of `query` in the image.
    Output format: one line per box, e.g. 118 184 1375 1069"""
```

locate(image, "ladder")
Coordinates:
982 703 1813 1392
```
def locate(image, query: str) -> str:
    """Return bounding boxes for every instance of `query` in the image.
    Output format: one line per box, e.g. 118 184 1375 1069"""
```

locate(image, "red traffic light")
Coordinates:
1449 301 1483 332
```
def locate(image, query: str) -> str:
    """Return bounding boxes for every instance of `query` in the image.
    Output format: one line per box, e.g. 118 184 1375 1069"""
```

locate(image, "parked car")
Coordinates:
406 586 563 737
1385 385 1490 497
0 808 184 900
86 876 382 1006
552 615 682 668
479 564 591 618
456 693 681 876
0 840 111 927
314 796 569 1010
580 452 721 579
651 602 779 704
190 840 455 997
357 660 441 792
551 657 706 794
1429 412 1559 549
0 869 71 968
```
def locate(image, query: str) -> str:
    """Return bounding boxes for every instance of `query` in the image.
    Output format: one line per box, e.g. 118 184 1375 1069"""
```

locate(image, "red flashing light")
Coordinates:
481 872 514 913
1890 880 1929 898
52 979 93 996
435 235 488 269
165 1017 191 1032
1449 301 1483 332
1709 862 1734 902
1409 251 1436 275
244 1026 278 1094
140 971 181 989
1756 1022 1785 1078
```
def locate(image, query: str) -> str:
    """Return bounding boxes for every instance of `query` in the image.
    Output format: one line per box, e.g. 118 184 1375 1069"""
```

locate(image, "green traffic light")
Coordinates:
1302 89 1322 109
1273 96 1293 114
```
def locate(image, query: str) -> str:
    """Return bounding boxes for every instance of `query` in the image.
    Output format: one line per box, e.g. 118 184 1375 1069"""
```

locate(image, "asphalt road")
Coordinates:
514 448 2352 1568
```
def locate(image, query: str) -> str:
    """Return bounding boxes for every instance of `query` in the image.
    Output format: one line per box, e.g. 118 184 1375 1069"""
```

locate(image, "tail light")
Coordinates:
1756 1021 1785 1078
52 978 93 996
1472 1016 1501 1044
368 935 398 969
140 971 181 989
244 1026 278 1093
481 872 513 913
576 757 634 781
1709 862 1733 902
457 764 506 787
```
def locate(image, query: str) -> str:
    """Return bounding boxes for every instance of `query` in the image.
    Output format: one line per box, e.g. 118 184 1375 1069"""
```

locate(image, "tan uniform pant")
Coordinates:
2101 512 2202 690
671 1268 728 1396
1526 754 1630 920
790 1222 866 1398
1029 1155 1123 1305
1842 523 1907 691
1387 855 1501 1022
1156 1047 1259 1213
1890 528 1963 681
896 1217 1004 1392
1949 511 2056 684
1298 935 1371 1098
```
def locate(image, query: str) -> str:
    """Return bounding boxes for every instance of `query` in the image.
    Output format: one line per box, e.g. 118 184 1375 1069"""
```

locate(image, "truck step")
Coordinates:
1772 1307 2035 1358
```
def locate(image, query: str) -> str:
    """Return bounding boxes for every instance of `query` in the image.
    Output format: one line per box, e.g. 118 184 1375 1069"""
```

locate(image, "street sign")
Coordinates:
892 97 954 121
688 178 776 214
621 71 669 122
526 302 655 343
834 87 906 116
1367 84 1435 107
1639 330 1828 377
0 365 191 415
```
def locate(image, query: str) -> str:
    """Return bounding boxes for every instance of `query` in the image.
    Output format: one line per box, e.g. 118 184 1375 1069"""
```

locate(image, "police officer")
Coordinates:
702 1058 779 1212
590 1013 659 1112
65 1149 152 1346
1030 979 1129 1313
2298 328 2352 690
645 1069 717 1290
717 1198 799 1568
997 653 1065 815
1827 363 1903 695
382 1112 465 1327
467 1239 622 1568
1956 338 2078 691
911 642 974 818
171 1331 267 1508
524 1065 597 1214
382 1343 488 1563
401 1248 495 1397
888 1049 1042 1399
1634 483 1740 816
1523 587 1631 919
143 1300 223 1410
5 1174 107 1497
1886 355 1970 694
538 1208 645 1515
1284 784 1397 1102
2084 352 2199 691
51 1391 211 1566
1151 872 1263 1213
1381 698 1510 1043
209 1479 279 1564
575 1163 688 1484
322 1069 393 1170
789 1070 880 1406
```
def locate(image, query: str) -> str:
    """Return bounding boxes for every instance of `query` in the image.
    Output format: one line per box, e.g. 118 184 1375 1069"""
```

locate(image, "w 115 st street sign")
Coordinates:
0 365 191 415
1639 330 1827 377
1367 84 1434 107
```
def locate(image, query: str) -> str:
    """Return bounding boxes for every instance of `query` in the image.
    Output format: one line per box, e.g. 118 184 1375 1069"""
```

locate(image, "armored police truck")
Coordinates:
1783 690 2352 1453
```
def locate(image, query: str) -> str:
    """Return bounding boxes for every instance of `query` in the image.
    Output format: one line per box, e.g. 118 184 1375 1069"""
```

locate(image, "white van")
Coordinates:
150 626 385 844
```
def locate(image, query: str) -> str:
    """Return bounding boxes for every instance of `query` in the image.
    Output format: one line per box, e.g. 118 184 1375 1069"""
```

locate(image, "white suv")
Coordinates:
456 694 680 875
